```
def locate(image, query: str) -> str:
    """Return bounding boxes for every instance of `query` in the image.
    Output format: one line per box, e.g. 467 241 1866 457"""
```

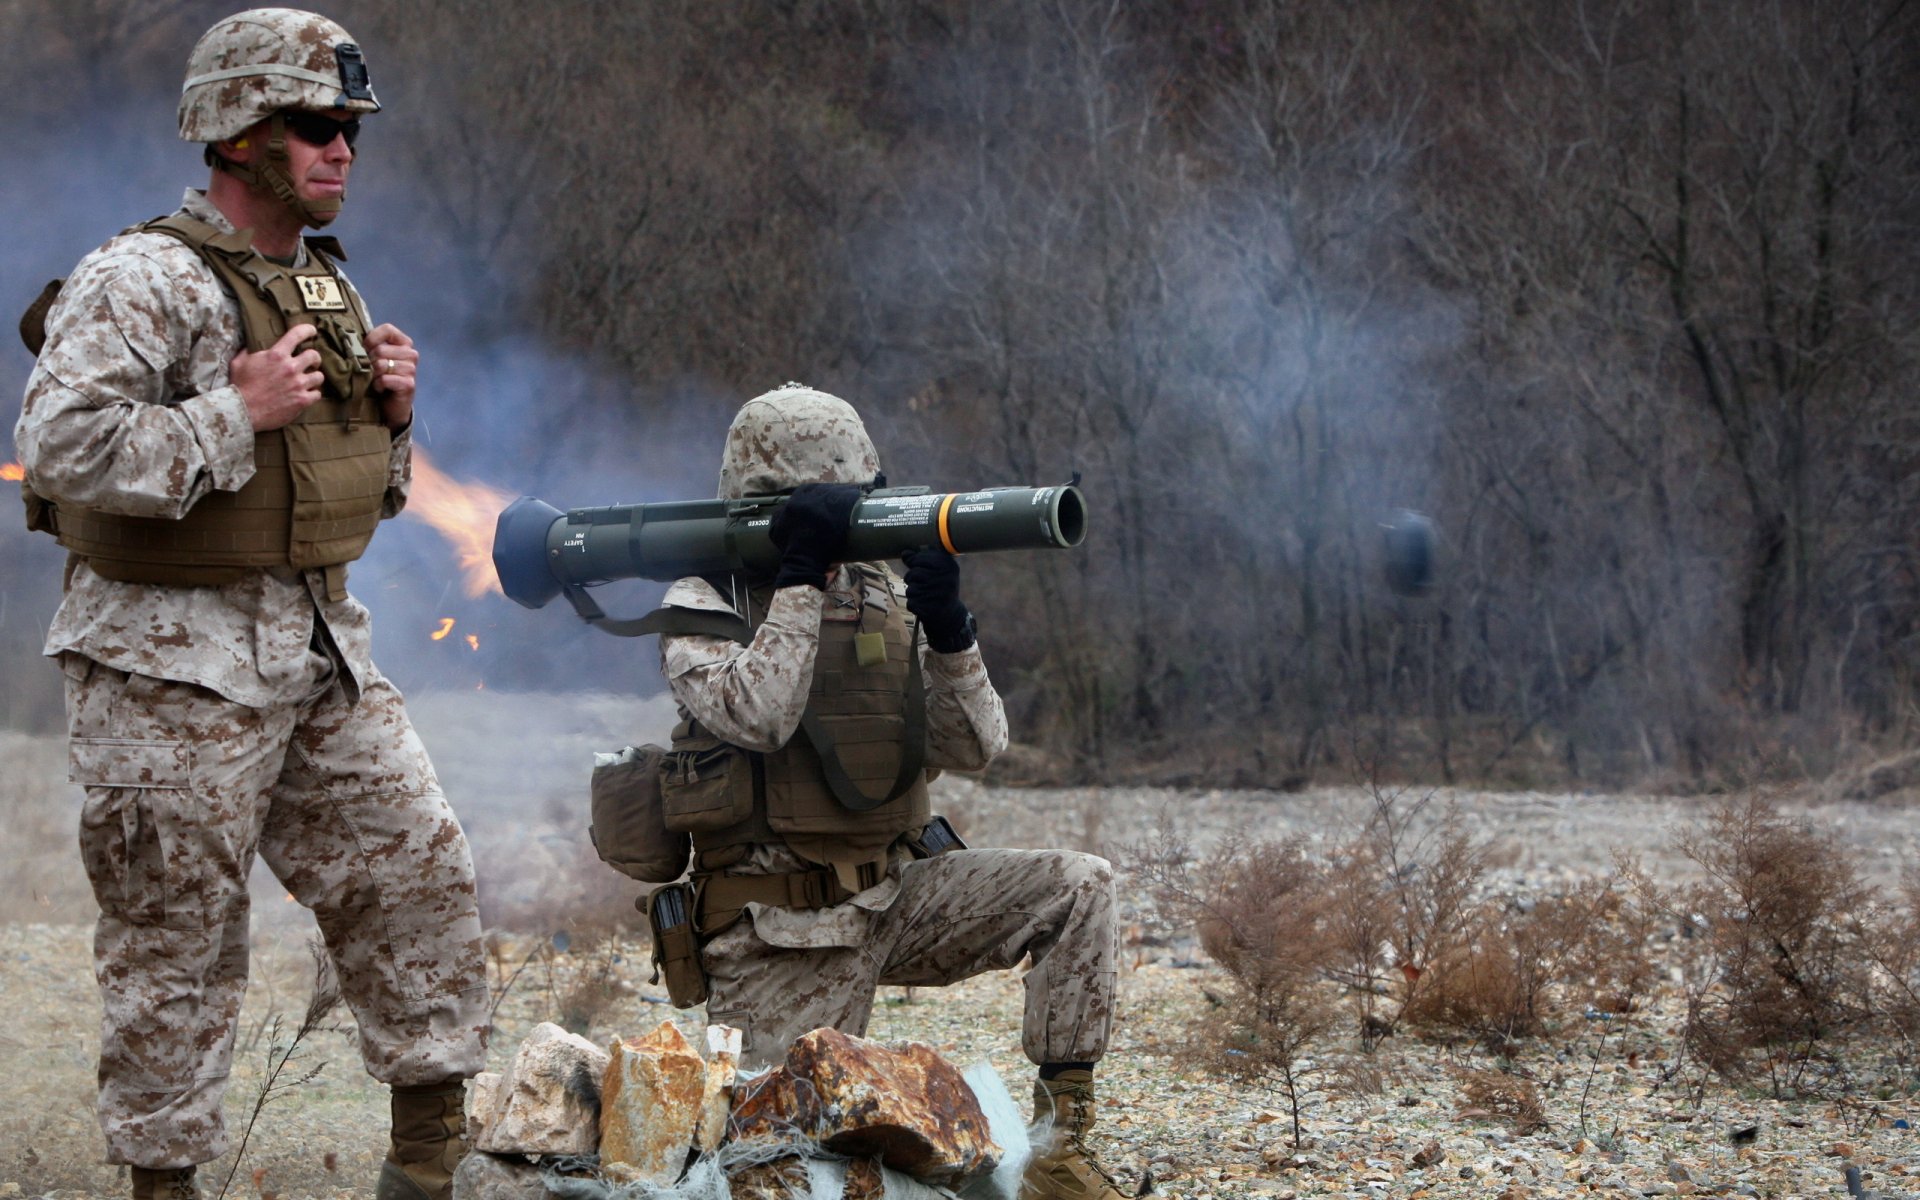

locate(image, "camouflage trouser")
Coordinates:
65 655 488 1169
701 848 1117 1069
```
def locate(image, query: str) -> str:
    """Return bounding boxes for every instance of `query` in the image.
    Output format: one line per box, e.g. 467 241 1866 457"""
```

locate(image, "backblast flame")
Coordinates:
431 617 455 641
405 450 515 597
0 462 24 482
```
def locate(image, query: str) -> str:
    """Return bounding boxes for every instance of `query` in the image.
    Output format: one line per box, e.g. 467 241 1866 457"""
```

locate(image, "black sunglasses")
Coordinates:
280 110 362 149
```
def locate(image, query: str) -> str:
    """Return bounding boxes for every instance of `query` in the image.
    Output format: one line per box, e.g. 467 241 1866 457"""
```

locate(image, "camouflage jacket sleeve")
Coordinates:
660 579 827 752
15 238 255 517
920 642 1009 772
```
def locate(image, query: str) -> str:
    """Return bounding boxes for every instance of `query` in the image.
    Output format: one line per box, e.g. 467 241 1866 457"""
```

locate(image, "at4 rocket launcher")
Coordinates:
492 482 1088 612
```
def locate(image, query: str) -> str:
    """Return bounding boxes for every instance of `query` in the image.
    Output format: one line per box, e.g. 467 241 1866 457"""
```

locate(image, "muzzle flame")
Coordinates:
0 462 24 482
405 450 515 597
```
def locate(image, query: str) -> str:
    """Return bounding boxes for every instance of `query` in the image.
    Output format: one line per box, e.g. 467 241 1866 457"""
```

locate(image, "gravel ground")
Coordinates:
4 701 1919 1199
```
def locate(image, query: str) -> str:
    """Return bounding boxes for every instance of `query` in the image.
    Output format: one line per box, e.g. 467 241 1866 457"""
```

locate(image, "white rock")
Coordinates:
451 1150 553 1199
473 1021 610 1156
467 1071 506 1146
699 1023 743 1151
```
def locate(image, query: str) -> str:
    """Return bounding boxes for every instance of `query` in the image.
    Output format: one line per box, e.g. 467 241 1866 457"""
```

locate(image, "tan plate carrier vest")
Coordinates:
18 213 390 601
651 568 933 873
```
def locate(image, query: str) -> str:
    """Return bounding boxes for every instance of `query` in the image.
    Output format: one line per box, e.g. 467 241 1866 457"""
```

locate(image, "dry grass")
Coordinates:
1452 1065 1549 1135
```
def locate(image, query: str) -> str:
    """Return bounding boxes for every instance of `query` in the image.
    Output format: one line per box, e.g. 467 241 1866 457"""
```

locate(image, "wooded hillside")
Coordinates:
7 0 1917 787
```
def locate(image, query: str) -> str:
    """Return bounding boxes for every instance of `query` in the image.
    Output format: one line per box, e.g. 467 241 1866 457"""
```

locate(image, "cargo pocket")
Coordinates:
70 737 197 928
660 739 755 833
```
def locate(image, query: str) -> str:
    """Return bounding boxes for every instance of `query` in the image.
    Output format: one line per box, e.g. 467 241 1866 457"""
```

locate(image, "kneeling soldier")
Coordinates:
645 385 1128 1199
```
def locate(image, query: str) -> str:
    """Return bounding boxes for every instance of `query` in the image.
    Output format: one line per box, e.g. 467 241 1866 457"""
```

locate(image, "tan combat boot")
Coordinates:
1024 1070 1132 1200
375 1081 469 1200
129 1166 198 1200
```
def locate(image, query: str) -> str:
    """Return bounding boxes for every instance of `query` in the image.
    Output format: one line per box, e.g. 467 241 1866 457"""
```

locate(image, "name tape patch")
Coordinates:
297 276 347 311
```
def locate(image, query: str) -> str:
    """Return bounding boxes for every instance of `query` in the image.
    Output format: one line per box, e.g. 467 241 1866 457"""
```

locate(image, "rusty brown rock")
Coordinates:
730 1064 801 1140
729 1027 999 1188
600 1020 706 1184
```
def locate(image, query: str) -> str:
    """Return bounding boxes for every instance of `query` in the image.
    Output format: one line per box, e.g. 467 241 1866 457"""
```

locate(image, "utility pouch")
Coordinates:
19 277 61 357
21 480 56 536
905 814 969 859
644 881 708 1008
660 738 756 833
588 745 691 883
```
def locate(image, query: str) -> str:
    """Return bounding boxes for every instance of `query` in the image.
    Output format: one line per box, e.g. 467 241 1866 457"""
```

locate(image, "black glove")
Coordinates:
901 545 976 652
769 482 862 589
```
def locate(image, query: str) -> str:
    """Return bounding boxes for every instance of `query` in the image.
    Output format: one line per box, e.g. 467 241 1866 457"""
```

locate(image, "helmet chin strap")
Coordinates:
220 113 343 227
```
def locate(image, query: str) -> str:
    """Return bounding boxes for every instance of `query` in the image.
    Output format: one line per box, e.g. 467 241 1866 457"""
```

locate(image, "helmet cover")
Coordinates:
718 384 882 499
179 8 380 143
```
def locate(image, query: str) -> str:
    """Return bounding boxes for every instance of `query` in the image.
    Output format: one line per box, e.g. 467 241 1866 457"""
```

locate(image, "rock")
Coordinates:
700 1023 744 1151
600 1019 706 1185
473 1021 610 1156
730 1026 1000 1188
467 1072 505 1143
450 1151 552 1199
1411 1141 1445 1168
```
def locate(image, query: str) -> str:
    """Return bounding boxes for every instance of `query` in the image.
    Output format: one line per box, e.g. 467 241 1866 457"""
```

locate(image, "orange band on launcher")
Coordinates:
937 493 959 554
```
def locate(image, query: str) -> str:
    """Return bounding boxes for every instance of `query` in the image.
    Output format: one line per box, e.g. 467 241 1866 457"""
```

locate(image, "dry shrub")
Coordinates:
1452 1065 1548 1134
1857 868 1920 1072
1132 825 1341 1147
486 927 639 1039
1666 794 1879 1094
552 933 632 1037
1405 878 1655 1050
1319 789 1491 1039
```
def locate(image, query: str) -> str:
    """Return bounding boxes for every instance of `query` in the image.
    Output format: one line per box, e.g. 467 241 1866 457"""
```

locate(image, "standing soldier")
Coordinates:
646 385 1128 1200
14 10 485 1199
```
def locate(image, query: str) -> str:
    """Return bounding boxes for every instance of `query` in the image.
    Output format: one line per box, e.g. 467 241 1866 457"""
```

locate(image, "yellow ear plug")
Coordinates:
234 137 250 149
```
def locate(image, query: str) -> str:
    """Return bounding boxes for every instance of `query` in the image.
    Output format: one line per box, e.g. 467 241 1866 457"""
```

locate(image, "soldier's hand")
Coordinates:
769 482 863 590
367 323 419 431
232 324 322 432
902 545 976 652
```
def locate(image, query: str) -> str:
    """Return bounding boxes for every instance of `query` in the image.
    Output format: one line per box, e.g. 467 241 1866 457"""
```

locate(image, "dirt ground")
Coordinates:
4 694 1920 1198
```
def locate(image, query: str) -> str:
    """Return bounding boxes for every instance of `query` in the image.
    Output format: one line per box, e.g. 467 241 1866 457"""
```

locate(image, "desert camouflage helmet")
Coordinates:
719 385 883 499
179 8 380 143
